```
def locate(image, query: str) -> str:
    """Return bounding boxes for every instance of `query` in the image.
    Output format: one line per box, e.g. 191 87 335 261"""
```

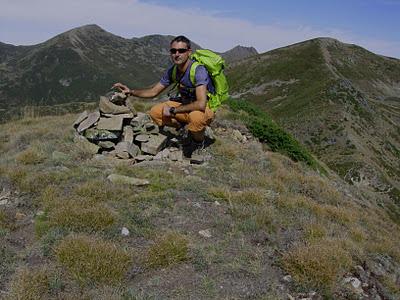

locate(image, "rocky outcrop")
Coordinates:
73 92 186 163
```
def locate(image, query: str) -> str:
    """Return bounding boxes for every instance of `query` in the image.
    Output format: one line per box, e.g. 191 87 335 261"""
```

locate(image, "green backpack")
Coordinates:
171 49 229 112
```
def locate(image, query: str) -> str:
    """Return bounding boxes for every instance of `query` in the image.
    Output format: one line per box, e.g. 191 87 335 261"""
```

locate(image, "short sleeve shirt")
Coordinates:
160 60 215 103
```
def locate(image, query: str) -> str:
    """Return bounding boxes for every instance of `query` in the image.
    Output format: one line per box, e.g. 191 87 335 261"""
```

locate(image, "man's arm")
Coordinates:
113 82 167 98
174 84 208 113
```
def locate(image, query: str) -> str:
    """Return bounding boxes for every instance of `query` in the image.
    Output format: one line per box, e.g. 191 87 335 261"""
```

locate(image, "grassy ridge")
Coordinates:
0 109 399 299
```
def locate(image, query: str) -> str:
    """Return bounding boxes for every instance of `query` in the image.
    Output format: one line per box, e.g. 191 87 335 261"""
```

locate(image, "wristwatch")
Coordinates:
169 107 176 115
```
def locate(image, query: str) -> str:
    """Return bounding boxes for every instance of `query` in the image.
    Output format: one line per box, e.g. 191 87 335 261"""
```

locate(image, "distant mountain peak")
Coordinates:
221 45 258 63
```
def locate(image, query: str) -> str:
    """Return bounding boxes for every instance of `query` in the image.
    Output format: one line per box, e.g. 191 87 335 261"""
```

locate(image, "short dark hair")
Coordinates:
170 35 191 49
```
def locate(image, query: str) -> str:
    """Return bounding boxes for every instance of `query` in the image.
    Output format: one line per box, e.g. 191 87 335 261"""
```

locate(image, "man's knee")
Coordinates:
187 111 208 132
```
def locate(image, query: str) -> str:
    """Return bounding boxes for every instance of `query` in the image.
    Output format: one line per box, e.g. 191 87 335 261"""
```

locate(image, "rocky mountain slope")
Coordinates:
0 102 399 299
227 38 400 202
0 24 256 114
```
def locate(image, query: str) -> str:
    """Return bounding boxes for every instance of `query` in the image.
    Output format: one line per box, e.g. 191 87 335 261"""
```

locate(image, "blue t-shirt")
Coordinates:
160 60 215 103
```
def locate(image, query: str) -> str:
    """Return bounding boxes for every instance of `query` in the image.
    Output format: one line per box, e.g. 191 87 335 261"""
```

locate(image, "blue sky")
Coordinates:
1 0 399 58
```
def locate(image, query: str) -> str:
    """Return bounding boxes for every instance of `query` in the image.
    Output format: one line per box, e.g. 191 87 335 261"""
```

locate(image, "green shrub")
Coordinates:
228 99 317 167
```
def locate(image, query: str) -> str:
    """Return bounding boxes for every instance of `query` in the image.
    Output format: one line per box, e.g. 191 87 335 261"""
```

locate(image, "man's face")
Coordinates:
170 41 191 66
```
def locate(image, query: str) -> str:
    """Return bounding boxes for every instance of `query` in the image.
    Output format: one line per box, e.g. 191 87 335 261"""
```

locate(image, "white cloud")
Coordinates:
0 0 398 58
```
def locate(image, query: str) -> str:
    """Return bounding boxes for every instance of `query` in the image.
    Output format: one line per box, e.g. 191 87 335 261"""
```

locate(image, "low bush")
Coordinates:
228 99 317 167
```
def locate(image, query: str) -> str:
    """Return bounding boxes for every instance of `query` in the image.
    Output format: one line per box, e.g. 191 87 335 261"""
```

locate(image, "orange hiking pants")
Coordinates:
149 101 214 133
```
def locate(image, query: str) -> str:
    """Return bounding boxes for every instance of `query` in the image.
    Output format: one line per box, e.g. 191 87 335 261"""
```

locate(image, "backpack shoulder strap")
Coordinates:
171 65 177 83
189 61 201 86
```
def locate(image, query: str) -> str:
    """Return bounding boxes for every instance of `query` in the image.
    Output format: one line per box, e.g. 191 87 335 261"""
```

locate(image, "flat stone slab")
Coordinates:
73 110 88 127
99 96 131 114
135 155 153 162
123 126 134 143
77 111 100 133
98 141 115 149
135 134 150 143
107 174 150 186
102 113 134 119
97 116 124 131
141 134 168 155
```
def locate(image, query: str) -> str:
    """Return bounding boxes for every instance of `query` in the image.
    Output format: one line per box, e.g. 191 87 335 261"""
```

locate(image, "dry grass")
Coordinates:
55 234 132 285
7 266 62 300
146 232 189 268
48 199 116 233
73 179 126 203
15 146 46 165
282 239 353 291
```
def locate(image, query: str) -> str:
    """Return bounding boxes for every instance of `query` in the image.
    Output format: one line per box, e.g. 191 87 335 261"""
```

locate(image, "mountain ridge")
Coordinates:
0 24 258 110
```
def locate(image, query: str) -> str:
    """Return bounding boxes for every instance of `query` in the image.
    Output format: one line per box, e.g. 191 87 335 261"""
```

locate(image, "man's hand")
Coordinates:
112 82 130 95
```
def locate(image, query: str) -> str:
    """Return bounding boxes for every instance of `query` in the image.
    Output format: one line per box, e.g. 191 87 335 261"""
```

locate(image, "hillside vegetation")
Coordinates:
227 38 400 205
0 102 399 299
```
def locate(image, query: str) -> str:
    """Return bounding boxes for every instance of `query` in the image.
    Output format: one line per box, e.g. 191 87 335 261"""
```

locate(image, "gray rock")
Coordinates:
74 134 100 154
99 96 131 114
121 227 130 236
84 128 120 141
77 111 100 133
141 134 168 155
135 134 150 143
198 229 212 238
107 174 150 186
123 126 134 143
73 110 88 127
154 148 170 160
98 141 115 149
110 92 127 103
97 116 124 131
168 149 183 161
130 112 151 128
115 141 140 158
283 275 292 283
190 154 205 164
135 155 153 162
102 113 134 119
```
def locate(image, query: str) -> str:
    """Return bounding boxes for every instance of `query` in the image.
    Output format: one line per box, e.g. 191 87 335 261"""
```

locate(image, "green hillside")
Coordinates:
226 38 400 203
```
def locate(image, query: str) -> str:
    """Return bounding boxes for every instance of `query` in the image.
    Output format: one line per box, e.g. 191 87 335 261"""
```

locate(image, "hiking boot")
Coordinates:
177 125 191 147
204 126 216 144
182 138 202 157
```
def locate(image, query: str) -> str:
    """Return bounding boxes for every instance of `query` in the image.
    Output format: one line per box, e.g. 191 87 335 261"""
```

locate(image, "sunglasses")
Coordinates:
170 48 190 54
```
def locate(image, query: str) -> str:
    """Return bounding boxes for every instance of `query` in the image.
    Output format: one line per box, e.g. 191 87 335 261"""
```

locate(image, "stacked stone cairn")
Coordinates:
73 92 184 162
